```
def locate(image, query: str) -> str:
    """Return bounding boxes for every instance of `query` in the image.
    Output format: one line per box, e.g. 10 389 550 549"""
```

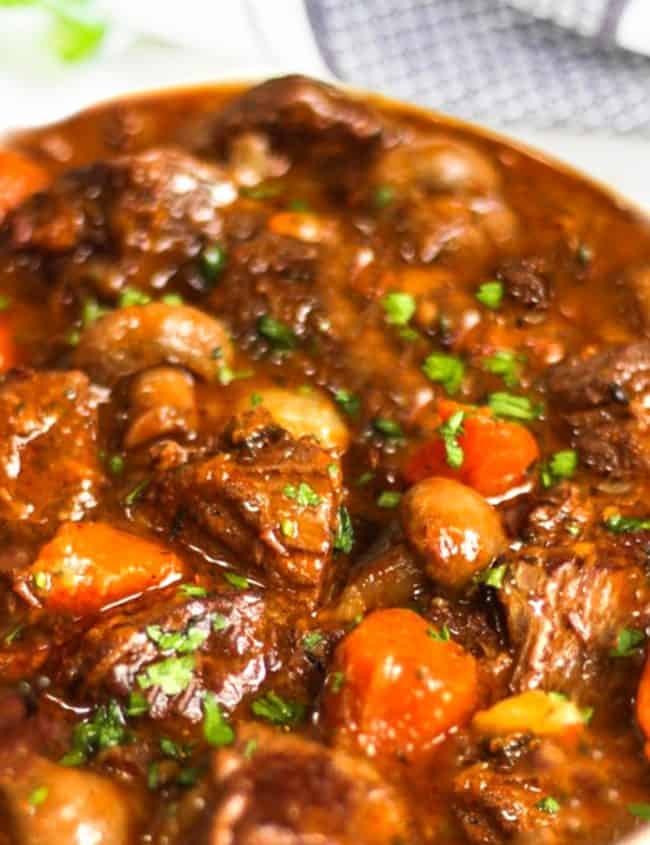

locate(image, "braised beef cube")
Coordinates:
497 256 551 309
151 411 343 592
0 370 103 540
214 75 386 147
502 544 650 696
547 342 650 475
180 724 417 845
5 148 234 296
61 586 283 720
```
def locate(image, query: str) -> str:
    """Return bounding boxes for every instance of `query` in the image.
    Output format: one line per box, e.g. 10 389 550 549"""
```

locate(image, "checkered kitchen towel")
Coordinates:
304 0 650 133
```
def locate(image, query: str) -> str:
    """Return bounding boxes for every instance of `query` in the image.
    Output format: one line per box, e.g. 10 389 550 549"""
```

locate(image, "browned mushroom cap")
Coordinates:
73 302 233 385
400 476 507 588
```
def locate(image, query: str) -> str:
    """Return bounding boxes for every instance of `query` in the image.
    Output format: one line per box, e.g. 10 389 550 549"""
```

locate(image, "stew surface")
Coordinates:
0 75 649 845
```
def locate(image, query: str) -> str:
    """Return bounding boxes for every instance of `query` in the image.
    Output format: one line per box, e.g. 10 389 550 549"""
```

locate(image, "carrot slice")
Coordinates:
18 522 184 615
404 399 539 498
322 608 479 758
0 150 48 219
637 651 650 761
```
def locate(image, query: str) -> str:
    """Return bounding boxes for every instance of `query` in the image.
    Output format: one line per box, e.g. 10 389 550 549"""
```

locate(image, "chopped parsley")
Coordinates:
330 671 345 693
373 417 404 439
333 388 360 416
200 243 227 283
107 454 125 476
147 762 160 790
540 449 578 488
303 631 324 652
60 700 127 767
33 571 50 592
482 350 523 388
488 392 542 421
281 518 298 539
81 297 110 327
427 625 451 642
475 280 504 309
126 691 149 717
28 785 49 806
283 482 322 507
124 478 150 506
604 514 650 533
0 295 11 311
160 737 192 760
250 391 263 408
476 563 508 589
217 365 253 386
422 352 465 396
223 572 249 590
536 796 560 814
438 409 465 469
244 738 258 758
160 293 184 306
381 292 416 326
610 627 645 658
257 315 298 350
373 184 395 208
4 622 24 645
137 655 196 696
356 471 375 486
178 584 208 599
629 804 650 820
333 506 354 553
146 624 208 655
118 287 151 308
377 491 402 508
251 691 305 726
176 767 199 787
203 692 234 747
213 613 228 632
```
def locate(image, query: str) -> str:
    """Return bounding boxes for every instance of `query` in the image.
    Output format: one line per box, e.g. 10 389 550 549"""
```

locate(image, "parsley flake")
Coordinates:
381 292 416 326
610 627 645 658
257 315 298 350
427 625 451 642
203 692 234 747
146 624 208 655
377 491 401 508
251 691 305 726
283 482 321 507
333 506 354 553
438 409 465 469
540 450 578 488
604 514 650 533
422 352 465 396
334 389 360 416
28 785 49 806
223 572 249 590
476 280 504 309
488 392 542 421
137 655 196 696
303 631 324 652
482 350 523 388
536 797 560 814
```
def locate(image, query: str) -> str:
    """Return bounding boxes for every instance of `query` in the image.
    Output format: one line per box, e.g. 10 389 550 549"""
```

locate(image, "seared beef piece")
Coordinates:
3 148 233 295
522 484 595 546
151 410 343 593
547 342 650 474
501 542 650 696
547 342 650 409
496 256 551 310
214 75 386 148
454 763 559 845
61 585 286 720
454 733 645 845
181 724 418 845
0 370 103 541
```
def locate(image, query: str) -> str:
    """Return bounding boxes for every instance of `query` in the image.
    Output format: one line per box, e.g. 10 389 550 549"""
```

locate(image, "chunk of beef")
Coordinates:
214 75 385 147
3 148 234 296
60 584 287 720
496 256 551 310
454 733 645 845
150 410 343 594
547 342 650 410
547 343 650 474
501 541 650 696
180 724 418 845
0 370 103 542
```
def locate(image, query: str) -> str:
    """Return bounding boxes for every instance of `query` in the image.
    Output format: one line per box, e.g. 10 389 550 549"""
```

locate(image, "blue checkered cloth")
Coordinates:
304 0 650 133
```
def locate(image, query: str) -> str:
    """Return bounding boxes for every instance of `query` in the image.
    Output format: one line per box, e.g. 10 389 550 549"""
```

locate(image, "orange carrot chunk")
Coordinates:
322 607 479 759
18 521 184 615
0 317 18 372
637 651 650 761
404 399 539 498
0 150 49 220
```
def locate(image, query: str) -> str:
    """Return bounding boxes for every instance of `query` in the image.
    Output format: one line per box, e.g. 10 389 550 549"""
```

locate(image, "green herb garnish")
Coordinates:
610 628 645 658
223 572 249 590
137 655 196 696
251 691 305 726
377 491 401 508
422 352 465 396
438 409 465 469
200 243 227 283
427 625 451 642
118 287 151 308
381 292 416 326
604 514 650 534
476 280 504 309
203 692 234 747
146 624 208 655
333 388 360 416
540 449 578 488
257 315 298 350
535 796 560 814
283 482 321 507
333 506 354 553
482 350 523 388
488 392 542 421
